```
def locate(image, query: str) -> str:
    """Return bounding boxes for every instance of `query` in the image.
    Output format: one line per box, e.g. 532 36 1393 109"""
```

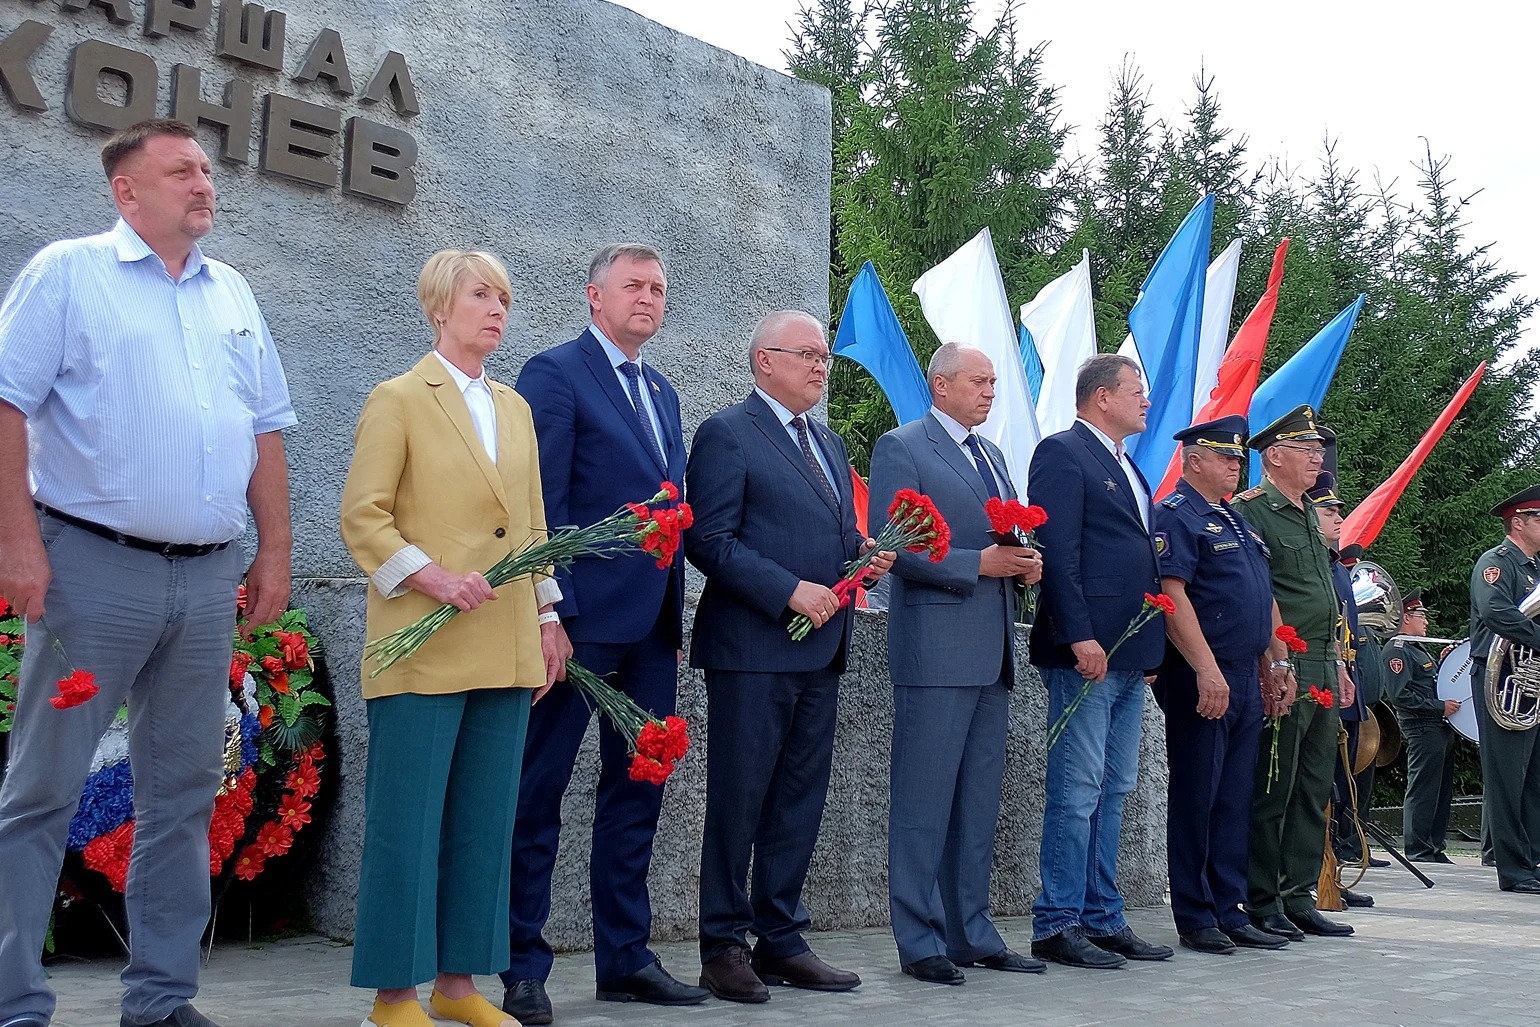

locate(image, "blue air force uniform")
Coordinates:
1152 418 1277 939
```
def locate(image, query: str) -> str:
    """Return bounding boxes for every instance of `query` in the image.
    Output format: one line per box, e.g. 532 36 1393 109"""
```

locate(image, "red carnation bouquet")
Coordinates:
984 497 1048 548
787 487 951 641
1264 625 1327 791
1046 592 1174 750
563 658 689 785
365 483 692 676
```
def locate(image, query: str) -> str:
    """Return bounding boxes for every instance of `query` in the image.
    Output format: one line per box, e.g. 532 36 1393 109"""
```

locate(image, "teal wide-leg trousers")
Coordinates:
351 687 532 989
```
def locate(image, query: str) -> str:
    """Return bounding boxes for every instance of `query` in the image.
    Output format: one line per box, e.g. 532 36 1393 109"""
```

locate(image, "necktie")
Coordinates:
618 361 665 467
790 416 839 507
964 434 1002 500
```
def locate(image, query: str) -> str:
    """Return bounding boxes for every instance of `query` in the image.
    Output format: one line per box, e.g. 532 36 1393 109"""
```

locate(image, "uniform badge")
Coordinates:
1484 566 1502 584
1204 523 1224 535
1105 479 1118 491
1388 658 1404 674
1154 532 1168 556
1212 541 1240 552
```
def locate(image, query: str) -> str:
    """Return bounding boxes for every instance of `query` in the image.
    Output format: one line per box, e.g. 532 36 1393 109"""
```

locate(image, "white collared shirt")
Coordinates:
930 405 1006 496
591 322 665 451
755 387 838 496
1076 416 1150 530
433 349 496 464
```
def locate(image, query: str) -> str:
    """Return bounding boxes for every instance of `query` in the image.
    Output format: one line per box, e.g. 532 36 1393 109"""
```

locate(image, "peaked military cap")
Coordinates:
1173 414 1248 457
1491 483 1540 519
1304 470 1342 507
1249 404 1324 451
1339 542 1364 566
1403 588 1431 616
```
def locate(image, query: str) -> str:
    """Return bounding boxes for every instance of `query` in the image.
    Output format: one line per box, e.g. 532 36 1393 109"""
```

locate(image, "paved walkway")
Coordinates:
46 855 1534 1027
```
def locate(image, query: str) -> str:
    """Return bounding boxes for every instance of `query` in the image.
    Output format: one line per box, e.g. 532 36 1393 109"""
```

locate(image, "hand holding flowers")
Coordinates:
1047 593 1172 749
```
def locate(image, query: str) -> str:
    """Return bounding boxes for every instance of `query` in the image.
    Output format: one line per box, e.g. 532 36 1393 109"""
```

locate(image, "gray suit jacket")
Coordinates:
868 413 1018 688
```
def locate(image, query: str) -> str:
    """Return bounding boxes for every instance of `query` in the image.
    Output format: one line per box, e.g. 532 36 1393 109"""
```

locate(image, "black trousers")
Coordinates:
1471 661 1540 889
698 666 841 962
1398 713 1457 859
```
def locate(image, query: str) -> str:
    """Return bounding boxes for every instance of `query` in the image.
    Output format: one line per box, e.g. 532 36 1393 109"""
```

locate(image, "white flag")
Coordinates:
1118 333 1146 388
912 228 1042 488
1019 249 1096 438
1193 239 1242 417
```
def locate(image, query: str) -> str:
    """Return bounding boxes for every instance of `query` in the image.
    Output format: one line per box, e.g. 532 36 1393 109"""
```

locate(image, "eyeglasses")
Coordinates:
1276 444 1326 462
763 347 830 368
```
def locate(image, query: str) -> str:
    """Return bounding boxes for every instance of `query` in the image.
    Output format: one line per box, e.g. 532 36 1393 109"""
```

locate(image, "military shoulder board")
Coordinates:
1234 486 1266 501
1161 493 1186 509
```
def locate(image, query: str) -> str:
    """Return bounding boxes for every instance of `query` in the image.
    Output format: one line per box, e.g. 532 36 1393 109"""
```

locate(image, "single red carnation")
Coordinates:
985 496 1012 534
661 715 690 761
0 597 10 617
635 721 668 759
660 481 679 500
627 753 674 786
677 502 694 529
1021 505 1049 531
1146 593 1176 616
1288 636 1308 653
49 670 99 710
1275 625 1299 642
626 502 651 521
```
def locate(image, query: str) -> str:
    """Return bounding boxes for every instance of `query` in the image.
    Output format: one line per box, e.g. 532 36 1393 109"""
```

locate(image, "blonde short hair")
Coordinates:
417 250 513 342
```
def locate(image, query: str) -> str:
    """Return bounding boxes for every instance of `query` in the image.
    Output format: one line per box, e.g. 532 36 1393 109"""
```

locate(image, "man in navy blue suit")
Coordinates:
1028 353 1172 970
869 343 1046 987
684 310 895 1003
501 244 707 1023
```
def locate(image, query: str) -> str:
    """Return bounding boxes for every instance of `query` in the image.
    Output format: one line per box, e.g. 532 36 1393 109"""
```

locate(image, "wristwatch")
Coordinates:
1269 659 1292 671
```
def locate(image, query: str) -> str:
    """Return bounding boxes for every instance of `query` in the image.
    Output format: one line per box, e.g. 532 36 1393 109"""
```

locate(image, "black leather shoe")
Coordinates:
1500 879 1540 894
122 1006 223 1027
1223 923 1288 949
1031 930 1126 969
4 1016 50 1027
502 979 554 1025
597 958 710 1005
702 947 770 1003
1286 908 1354 937
1253 913 1305 942
961 947 1047 973
1087 927 1174 961
754 948 860 992
1483 853 1497 867
902 955 964 984
1342 888 1375 908
1368 856 1391 868
1410 853 1454 864
1178 927 1235 954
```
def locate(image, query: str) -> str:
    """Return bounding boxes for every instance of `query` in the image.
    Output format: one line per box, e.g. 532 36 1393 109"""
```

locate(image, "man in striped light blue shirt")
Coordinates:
0 119 295 1027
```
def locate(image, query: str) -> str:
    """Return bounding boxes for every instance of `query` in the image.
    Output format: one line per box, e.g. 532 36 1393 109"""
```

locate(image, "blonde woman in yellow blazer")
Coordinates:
341 250 571 1027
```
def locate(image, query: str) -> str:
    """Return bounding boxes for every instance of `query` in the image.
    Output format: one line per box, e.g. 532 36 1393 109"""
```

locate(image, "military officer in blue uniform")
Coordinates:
1152 416 1292 955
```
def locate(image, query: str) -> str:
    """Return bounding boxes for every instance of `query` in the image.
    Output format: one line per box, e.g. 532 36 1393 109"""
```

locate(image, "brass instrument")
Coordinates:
1484 583 1540 731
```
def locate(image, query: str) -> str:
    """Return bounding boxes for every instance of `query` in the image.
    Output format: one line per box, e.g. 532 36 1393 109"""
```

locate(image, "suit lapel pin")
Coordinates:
1104 479 1118 491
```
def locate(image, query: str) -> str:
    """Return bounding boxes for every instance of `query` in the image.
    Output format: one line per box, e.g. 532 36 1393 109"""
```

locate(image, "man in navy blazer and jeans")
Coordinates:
501 244 707 1023
1028 353 1172 970
684 310 895 1003
869 343 1045 986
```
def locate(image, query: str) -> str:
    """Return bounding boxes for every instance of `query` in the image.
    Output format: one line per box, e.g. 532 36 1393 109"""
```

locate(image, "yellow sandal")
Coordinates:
364 996 433 1027
429 989 521 1027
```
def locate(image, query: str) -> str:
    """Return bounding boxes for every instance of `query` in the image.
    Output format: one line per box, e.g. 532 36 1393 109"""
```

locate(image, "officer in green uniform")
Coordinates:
1385 591 1458 863
1234 405 1356 939
1469 483 1540 893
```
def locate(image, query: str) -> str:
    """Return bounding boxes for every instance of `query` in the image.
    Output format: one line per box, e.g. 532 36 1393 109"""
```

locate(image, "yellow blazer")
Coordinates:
341 352 547 700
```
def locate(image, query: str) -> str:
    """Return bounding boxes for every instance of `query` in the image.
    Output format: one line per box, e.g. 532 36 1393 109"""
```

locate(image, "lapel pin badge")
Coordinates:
1104 479 1118 491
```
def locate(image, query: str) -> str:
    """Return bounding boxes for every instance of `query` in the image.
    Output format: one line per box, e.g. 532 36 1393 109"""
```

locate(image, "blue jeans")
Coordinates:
1032 666 1146 940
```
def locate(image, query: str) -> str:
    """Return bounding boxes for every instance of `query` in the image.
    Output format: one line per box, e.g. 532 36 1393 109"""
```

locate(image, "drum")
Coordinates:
1436 639 1480 743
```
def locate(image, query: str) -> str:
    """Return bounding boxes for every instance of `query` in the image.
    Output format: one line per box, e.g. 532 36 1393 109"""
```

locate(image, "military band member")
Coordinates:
1384 590 1458 863
1335 543 1389 868
1468 484 1540 893
1152 417 1290 954
1234 406 1356 940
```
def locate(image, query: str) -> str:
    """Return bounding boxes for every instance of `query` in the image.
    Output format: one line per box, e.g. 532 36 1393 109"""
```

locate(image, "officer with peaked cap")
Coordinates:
1152 415 1290 953
1234 405 1356 939
1469 483 1540 892
1384 590 1458 862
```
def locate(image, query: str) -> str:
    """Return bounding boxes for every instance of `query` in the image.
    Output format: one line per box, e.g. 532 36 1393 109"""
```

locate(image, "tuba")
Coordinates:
1485 583 1540 731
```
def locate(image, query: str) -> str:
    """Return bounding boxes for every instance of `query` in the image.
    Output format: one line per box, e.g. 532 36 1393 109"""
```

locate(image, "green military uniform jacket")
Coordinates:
1234 476 1339 685
1469 541 1540 661
1384 637 1440 719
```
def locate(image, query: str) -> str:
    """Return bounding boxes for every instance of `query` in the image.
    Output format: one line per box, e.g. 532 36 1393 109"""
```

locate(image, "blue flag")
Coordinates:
1247 294 1366 481
833 261 930 425
1127 194 1215 483
1020 324 1044 404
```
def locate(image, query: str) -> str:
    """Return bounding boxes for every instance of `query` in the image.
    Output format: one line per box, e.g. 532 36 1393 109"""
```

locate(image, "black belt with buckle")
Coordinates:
35 503 232 558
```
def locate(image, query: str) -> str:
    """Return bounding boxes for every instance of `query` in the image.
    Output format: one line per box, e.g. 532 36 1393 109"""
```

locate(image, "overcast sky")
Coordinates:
614 0 1538 363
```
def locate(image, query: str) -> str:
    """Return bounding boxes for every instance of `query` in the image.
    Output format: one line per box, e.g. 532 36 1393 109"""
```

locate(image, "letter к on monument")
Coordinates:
217 0 285 72
361 51 418 116
146 0 214 39
173 63 254 163
66 39 157 131
344 116 416 204
0 20 52 112
262 92 341 187
294 28 353 95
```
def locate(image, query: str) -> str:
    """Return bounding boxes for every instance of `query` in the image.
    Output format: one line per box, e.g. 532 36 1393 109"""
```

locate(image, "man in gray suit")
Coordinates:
868 343 1044 985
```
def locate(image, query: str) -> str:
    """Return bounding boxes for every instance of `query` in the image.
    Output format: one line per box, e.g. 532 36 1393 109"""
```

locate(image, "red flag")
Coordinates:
849 465 870 608
1340 362 1487 551
1154 238 1290 500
